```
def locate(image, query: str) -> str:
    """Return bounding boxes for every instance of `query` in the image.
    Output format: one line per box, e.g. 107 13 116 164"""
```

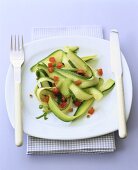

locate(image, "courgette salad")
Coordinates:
30 46 115 122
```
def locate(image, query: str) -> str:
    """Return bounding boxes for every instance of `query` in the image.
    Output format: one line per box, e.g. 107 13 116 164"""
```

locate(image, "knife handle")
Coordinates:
15 81 23 146
115 75 127 138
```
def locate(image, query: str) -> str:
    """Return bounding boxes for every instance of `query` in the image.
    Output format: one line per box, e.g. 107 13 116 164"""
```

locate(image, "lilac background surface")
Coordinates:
0 0 138 170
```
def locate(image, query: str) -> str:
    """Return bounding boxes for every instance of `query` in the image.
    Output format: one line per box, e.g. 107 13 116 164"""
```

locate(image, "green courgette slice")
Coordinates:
81 55 97 62
64 46 79 53
35 64 66 87
62 53 72 69
85 87 103 100
74 98 94 117
30 50 64 72
99 79 115 92
36 87 53 102
35 87 52 107
67 50 93 78
48 95 93 122
69 83 93 100
37 77 54 87
48 95 76 122
55 68 99 88
60 78 72 97
62 98 73 114
61 68 77 71
96 78 104 90
36 69 47 79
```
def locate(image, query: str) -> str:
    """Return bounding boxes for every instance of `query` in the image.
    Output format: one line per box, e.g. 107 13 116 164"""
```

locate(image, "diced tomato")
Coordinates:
48 62 53 67
88 107 95 115
76 69 85 74
97 68 103 76
68 108 73 112
41 96 49 103
57 62 63 69
59 102 67 108
49 57 56 63
53 76 59 81
52 87 59 94
61 96 66 102
74 101 82 107
74 80 82 86
48 67 54 73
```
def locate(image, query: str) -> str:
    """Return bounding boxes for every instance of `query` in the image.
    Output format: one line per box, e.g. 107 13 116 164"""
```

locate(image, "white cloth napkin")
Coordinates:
27 26 116 154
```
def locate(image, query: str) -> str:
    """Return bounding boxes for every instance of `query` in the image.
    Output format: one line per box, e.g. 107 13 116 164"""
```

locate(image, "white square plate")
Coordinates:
5 36 132 140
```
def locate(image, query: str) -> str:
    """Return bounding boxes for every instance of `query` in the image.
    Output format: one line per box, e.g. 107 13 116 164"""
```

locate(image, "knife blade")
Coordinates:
110 30 127 138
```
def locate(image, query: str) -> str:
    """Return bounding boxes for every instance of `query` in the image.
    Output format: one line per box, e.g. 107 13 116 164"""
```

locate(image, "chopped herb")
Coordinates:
68 60 76 68
44 115 48 120
36 112 48 120
49 82 53 87
70 91 76 101
36 70 40 78
87 114 90 118
57 93 62 104
68 107 73 112
29 94 33 98
36 114 45 119
39 105 43 109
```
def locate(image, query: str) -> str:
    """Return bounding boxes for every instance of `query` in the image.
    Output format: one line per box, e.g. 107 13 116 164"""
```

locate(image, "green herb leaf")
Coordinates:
36 114 45 119
57 93 62 104
36 112 48 120
39 105 43 109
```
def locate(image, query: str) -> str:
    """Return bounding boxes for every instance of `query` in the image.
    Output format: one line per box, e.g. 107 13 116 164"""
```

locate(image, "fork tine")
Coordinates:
11 35 24 51
18 35 20 50
11 35 13 50
15 35 16 50
21 35 24 49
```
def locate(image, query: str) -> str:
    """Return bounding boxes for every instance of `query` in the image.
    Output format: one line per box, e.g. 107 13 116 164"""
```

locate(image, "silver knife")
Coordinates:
110 30 127 138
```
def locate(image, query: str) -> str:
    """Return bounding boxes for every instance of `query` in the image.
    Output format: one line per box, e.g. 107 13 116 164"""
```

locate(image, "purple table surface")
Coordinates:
0 0 138 170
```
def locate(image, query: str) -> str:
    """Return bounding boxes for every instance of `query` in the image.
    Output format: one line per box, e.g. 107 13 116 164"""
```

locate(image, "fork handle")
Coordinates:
15 81 23 146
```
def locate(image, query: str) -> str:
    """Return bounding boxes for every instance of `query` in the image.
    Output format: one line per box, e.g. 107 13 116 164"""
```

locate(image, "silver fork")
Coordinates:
10 36 24 146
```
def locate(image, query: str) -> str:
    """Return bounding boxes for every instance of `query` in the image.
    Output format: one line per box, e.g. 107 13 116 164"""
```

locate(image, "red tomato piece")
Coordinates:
48 67 54 73
41 96 49 103
53 76 59 81
57 62 63 69
74 80 82 86
76 69 85 74
49 57 56 63
48 62 53 67
52 87 59 94
59 102 67 108
88 107 95 115
61 96 66 102
97 68 103 76
74 101 82 107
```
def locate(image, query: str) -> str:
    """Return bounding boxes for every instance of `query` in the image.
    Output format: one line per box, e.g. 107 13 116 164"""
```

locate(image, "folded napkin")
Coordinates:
27 26 116 155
